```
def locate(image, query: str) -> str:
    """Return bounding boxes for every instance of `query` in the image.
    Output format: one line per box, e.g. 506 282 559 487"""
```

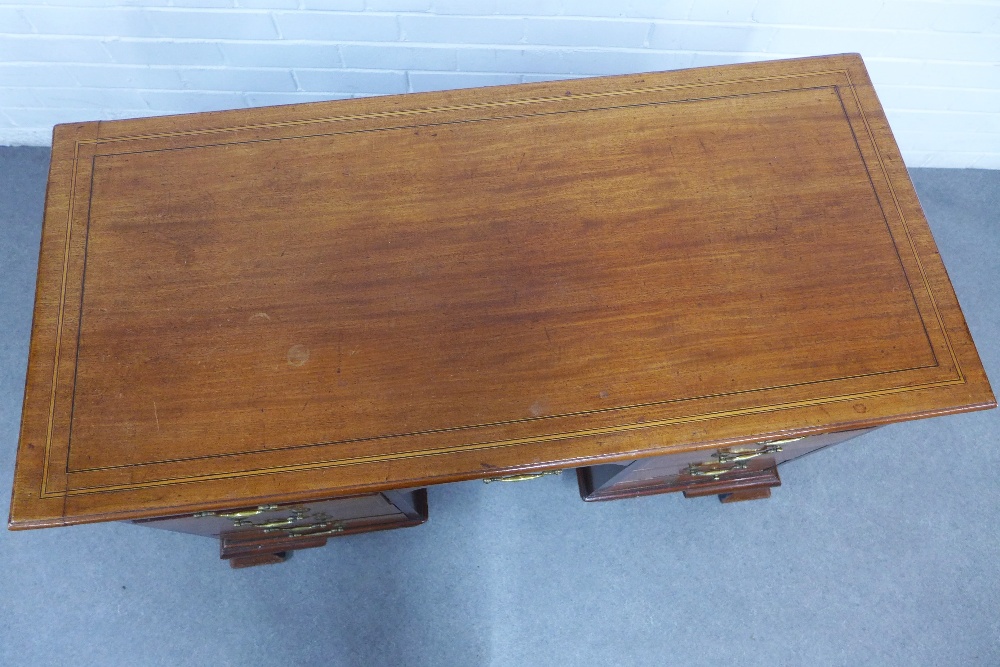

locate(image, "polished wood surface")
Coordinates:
10 53 994 529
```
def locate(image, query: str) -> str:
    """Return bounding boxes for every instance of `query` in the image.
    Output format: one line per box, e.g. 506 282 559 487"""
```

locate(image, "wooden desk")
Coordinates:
9 54 994 567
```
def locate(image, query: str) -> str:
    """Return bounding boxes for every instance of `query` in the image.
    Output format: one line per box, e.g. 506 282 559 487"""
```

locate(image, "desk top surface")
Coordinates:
11 53 994 528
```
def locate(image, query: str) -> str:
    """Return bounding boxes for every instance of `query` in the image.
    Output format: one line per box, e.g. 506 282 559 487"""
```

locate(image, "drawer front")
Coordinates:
579 428 874 501
133 492 411 538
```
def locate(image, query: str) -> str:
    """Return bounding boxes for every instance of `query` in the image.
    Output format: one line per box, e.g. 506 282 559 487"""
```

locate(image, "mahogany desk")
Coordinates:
9 54 995 567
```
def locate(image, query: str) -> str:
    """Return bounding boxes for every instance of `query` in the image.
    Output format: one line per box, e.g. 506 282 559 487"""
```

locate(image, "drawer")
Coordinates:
578 428 874 502
133 489 428 568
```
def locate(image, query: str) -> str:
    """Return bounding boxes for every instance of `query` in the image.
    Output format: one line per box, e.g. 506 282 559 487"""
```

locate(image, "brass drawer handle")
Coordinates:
263 521 345 537
714 437 804 463
483 470 562 483
686 462 747 478
243 517 298 530
231 508 310 528
193 504 279 519
218 505 280 518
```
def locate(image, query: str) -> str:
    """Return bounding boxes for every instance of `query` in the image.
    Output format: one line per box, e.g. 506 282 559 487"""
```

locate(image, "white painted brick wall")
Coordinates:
0 0 998 167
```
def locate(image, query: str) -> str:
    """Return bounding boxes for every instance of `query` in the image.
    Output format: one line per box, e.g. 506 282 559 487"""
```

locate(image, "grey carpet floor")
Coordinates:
1 146 998 666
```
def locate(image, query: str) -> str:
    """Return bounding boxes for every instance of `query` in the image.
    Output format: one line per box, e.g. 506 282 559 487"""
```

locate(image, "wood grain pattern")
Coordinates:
9 53 994 529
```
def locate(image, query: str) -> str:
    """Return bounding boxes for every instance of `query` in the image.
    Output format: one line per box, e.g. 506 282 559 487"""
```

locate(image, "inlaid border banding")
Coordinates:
39 67 965 497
